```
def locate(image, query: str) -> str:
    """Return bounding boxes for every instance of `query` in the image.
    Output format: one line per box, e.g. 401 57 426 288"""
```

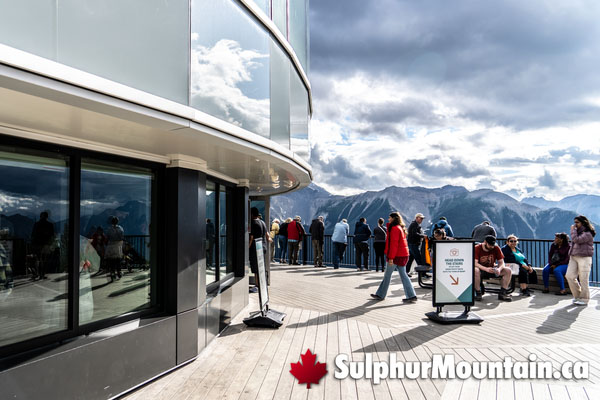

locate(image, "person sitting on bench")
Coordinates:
474 235 512 302
501 234 538 297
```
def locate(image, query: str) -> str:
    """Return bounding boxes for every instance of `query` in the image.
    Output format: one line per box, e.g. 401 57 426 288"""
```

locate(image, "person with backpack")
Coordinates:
429 216 454 238
354 217 372 271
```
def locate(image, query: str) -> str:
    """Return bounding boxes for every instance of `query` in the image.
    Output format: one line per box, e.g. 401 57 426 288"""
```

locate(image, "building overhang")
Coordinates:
0 47 312 196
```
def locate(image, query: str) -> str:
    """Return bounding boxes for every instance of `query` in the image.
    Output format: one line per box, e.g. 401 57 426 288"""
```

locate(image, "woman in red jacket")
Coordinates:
371 212 417 302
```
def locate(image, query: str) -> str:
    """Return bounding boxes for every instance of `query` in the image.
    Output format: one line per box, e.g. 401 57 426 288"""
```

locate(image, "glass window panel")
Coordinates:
0 0 57 60
289 0 309 72
219 187 233 278
205 181 217 285
290 68 310 161
0 146 69 347
56 0 189 104
191 0 270 137
80 160 155 324
272 0 288 38
253 0 271 16
270 39 291 149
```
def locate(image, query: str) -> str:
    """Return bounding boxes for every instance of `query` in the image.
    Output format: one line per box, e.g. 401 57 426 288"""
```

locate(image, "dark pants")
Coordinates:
288 240 300 264
374 242 386 270
518 266 539 285
312 239 323 266
333 242 347 268
407 243 423 273
355 242 369 270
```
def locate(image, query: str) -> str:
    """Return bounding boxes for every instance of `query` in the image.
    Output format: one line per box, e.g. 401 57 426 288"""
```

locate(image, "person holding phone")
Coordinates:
474 235 512 302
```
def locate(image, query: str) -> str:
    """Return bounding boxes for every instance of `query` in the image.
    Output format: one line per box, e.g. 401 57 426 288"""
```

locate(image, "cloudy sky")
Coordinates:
308 0 600 200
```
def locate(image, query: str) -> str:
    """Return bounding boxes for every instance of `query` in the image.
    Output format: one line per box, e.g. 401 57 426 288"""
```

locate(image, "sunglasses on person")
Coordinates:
508 240 518 243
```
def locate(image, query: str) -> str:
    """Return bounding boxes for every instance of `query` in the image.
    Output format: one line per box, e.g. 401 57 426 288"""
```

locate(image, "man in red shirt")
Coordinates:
475 235 512 301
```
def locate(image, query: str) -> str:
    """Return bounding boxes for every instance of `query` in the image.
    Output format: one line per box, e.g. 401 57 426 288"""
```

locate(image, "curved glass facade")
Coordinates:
0 0 310 161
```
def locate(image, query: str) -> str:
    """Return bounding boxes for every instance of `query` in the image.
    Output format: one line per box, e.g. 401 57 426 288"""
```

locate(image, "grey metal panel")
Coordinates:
177 309 199 365
197 172 207 306
166 167 200 314
205 295 220 346
197 303 207 353
0 317 177 400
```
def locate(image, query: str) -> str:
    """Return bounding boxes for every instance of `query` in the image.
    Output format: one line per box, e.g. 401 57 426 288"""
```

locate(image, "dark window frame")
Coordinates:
0 135 166 359
205 178 235 294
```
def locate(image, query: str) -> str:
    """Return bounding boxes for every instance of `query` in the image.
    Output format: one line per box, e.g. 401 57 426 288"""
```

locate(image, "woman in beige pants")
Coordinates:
566 215 595 306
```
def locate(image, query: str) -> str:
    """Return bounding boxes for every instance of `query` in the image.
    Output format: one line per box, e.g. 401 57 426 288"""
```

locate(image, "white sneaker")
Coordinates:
573 300 588 306
572 298 578 304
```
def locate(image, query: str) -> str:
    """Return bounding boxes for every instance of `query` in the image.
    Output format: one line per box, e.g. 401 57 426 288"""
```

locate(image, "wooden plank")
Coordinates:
379 327 421 400
567 385 591 400
392 330 440 400
368 324 409 400
269 308 312 400
441 381 463 400
347 318 375 400
323 313 341 400
530 383 551 400
308 312 329 400
220 307 292 400
337 317 359 400
357 320 392 400
237 307 302 400
546 384 569 400
290 309 319 400
513 381 532 400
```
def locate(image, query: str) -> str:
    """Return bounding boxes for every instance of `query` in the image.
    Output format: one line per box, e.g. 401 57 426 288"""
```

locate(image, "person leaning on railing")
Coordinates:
566 215 596 306
542 232 570 295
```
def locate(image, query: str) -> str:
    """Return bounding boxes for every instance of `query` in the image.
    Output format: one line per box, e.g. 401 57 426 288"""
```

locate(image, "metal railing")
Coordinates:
273 234 600 286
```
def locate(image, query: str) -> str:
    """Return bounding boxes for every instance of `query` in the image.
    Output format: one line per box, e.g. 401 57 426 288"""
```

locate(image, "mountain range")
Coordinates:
271 184 594 239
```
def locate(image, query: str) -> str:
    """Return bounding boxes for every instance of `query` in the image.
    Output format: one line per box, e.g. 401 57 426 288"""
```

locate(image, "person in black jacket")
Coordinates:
309 216 325 267
354 217 372 271
373 218 387 272
406 213 426 275
276 218 291 263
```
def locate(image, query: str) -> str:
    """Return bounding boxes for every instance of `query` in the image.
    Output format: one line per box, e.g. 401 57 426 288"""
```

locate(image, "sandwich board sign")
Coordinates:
426 240 482 324
244 238 286 328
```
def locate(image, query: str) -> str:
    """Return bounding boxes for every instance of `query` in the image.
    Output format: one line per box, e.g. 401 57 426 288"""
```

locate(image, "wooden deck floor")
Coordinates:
125 264 600 400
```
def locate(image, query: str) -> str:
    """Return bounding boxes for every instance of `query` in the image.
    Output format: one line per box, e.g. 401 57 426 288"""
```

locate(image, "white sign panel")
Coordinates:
255 239 269 311
433 241 474 306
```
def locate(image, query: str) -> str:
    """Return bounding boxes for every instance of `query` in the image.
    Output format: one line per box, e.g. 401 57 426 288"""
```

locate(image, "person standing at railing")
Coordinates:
542 232 570 295
331 219 349 269
373 218 387 272
354 217 372 271
270 219 280 262
472 220 496 244
407 213 426 276
566 215 596 306
310 216 325 268
276 218 290 263
287 216 305 265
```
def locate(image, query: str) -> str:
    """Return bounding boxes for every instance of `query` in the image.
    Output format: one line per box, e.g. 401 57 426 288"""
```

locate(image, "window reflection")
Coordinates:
289 0 309 72
219 188 232 278
290 68 310 161
80 161 155 324
191 0 270 137
206 181 217 285
0 147 69 347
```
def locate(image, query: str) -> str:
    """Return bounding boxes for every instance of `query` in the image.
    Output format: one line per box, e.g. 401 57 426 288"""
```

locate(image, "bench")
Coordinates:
414 265 432 289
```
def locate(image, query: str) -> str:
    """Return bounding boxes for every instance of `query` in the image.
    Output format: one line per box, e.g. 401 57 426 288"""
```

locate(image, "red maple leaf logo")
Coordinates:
290 349 327 389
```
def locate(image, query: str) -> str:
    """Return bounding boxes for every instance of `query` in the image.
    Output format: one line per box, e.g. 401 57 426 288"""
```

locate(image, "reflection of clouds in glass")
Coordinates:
191 39 270 136
291 137 310 161
0 191 65 219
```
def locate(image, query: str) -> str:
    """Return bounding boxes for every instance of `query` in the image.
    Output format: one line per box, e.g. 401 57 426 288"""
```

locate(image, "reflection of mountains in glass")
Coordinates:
0 200 150 238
